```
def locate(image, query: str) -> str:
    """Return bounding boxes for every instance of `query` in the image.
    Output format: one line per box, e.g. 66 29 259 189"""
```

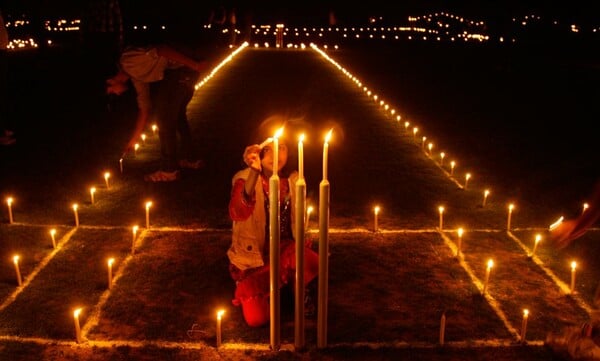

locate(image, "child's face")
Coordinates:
261 142 288 175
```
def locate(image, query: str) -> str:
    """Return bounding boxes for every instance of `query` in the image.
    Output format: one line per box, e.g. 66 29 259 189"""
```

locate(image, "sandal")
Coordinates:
144 170 180 182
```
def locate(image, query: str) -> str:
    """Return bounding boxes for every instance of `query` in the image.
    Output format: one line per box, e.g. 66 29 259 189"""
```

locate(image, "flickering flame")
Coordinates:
325 129 333 143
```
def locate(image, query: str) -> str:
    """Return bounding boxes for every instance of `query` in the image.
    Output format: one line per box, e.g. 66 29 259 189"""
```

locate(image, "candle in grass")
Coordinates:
456 228 464 257
439 312 446 345
50 228 57 248
583 203 589 214
6 197 13 224
482 189 490 207
119 158 123 173
107 258 114 289
530 234 541 257
412 127 418 140
521 309 529 343
438 206 444 231
464 173 471 190
450 161 456 176
373 206 380 232
90 187 96 204
483 259 494 294
152 123 158 135
570 261 577 294
428 142 433 155
507 203 515 230
72 204 79 227
404 121 409 130
216 309 225 348
134 143 140 157
421 136 427 149
440 152 445 166
141 133 146 144
132 225 139 254
13 255 22 286
145 201 153 229
104 172 111 189
73 308 83 343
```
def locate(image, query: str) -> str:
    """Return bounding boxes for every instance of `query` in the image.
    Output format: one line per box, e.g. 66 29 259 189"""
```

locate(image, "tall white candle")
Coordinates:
132 225 138 254
530 234 541 257
438 206 444 231
6 197 13 224
298 134 305 180
145 201 153 229
318 129 333 349
323 130 332 181
521 309 529 343
269 127 283 351
570 261 577 293
72 204 79 227
450 161 456 176
73 308 83 343
107 258 114 289
440 152 445 166
90 187 96 204
464 173 471 190
373 206 380 232
50 228 57 248
294 155 307 350
482 189 490 207
13 255 22 286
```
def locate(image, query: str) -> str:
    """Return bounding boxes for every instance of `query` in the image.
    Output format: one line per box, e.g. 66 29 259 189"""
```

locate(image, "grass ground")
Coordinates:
0 33 598 360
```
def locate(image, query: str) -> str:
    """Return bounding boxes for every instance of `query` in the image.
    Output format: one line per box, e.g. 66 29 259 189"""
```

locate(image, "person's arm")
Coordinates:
121 80 151 157
155 44 208 73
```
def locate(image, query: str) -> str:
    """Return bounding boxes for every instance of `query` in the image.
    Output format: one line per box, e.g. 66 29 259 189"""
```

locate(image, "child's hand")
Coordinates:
243 144 261 171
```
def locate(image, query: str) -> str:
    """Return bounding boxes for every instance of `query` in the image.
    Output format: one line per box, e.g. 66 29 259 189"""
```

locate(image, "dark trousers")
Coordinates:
151 68 199 171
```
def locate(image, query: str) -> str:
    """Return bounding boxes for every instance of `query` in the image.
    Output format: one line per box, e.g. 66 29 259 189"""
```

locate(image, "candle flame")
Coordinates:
535 234 541 243
104 172 110 180
90 187 96 194
299 133 305 143
74 308 82 318
484 189 490 197
146 201 153 209
13 255 19 264
72 203 78 211
50 229 56 236
133 225 138 233
487 259 494 269
274 127 284 139
571 261 577 270
374 206 380 215
438 206 444 214
508 203 514 212
108 258 115 267
307 206 314 216
6 197 13 206
549 216 564 230
325 129 333 143
457 228 464 237
217 309 226 320
523 309 529 317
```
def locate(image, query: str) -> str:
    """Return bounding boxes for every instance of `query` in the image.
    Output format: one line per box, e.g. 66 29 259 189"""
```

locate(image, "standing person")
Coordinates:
106 42 208 181
227 120 319 327
0 8 15 146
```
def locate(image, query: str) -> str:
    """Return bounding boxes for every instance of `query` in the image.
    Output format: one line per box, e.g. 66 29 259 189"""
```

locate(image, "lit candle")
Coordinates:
322 129 333 181
6 197 13 224
570 261 577 294
404 121 409 130
216 309 225 348
456 228 464 258
259 137 273 149
119 158 123 173
134 143 140 157
421 136 427 149
132 225 138 254
439 312 446 345
507 203 514 230
530 234 541 257
583 203 589 214
269 127 284 351
318 129 333 349
412 127 418 140
104 172 111 189
373 206 380 232
438 206 444 231
294 134 307 348
89 187 96 204
73 308 83 343
145 201 153 229
521 309 529 343
440 152 445 166
298 134 305 180
482 189 490 207
13 255 22 286
306 205 313 232
428 142 433 155
152 123 158 135
50 228 57 248
450 161 456 176
107 258 114 289
141 133 146 144
483 259 494 294
464 173 471 190
72 203 79 227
